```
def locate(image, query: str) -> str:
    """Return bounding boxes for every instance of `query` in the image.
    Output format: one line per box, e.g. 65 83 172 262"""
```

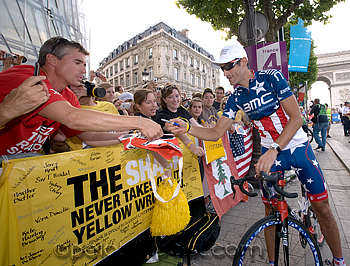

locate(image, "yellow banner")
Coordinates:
0 142 202 266
203 138 225 164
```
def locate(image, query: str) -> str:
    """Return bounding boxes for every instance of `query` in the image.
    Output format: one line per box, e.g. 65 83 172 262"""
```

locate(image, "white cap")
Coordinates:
210 44 248 69
118 92 134 101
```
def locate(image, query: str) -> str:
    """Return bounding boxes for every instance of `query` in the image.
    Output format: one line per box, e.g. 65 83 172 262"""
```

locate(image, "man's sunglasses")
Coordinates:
50 37 69 54
220 58 241 72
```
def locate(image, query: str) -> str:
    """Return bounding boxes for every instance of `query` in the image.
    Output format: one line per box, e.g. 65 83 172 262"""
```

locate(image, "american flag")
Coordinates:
228 126 253 178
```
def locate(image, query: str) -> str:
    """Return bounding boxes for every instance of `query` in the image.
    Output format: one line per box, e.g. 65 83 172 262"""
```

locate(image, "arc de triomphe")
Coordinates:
315 50 350 108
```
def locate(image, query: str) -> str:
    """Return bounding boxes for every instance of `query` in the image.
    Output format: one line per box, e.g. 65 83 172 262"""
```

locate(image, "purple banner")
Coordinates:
244 41 289 81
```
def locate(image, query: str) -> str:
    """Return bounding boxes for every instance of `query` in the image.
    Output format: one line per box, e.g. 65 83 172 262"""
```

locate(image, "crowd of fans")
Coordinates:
0 39 246 213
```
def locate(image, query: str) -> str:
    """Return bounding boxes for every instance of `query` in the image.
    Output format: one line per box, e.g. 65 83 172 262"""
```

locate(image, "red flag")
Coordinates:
202 133 245 219
118 134 182 159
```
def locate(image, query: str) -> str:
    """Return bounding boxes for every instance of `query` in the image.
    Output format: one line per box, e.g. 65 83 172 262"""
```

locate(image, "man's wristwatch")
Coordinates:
270 142 282 154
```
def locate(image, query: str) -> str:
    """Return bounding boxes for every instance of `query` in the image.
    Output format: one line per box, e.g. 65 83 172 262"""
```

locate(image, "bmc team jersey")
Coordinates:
223 69 326 203
223 69 308 150
0 65 82 155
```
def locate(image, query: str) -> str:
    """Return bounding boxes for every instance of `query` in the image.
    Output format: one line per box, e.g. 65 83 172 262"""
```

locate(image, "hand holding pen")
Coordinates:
161 118 189 135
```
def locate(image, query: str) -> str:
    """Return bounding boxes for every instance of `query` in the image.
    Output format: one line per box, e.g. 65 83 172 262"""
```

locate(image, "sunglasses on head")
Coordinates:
50 37 69 55
220 58 241 72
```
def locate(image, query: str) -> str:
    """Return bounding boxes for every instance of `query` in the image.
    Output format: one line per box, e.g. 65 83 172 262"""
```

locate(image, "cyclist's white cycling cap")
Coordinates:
210 44 248 69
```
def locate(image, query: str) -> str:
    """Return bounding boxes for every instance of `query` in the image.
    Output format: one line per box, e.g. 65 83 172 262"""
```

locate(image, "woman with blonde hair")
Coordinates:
217 97 227 117
187 98 204 124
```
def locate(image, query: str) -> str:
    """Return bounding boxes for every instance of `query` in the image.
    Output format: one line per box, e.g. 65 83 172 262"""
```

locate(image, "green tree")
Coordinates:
284 23 318 95
175 0 344 45
216 158 230 196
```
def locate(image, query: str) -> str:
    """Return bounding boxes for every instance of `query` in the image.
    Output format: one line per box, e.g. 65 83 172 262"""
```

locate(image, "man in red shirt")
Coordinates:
0 37 163 156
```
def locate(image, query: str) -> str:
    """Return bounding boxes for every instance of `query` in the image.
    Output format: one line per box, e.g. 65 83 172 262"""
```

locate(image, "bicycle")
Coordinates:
302 124 314 144
230 171 323 266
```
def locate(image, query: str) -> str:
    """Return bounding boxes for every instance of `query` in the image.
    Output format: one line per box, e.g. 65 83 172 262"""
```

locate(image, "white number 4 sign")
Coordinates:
257 42 282 71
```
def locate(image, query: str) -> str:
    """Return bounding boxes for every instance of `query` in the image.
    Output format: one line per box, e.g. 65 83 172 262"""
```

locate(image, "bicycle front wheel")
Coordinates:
233 215 322 266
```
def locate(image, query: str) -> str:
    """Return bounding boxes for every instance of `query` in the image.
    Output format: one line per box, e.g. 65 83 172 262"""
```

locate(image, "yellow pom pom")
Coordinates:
150 177 191 236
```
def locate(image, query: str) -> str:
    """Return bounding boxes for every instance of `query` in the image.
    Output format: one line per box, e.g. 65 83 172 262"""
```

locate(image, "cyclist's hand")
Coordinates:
166 118 187 134
254 149 278 174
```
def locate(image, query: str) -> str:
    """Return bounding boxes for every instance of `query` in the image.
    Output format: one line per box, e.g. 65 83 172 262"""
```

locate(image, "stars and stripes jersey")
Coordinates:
223 69 307 150
260 141 328 204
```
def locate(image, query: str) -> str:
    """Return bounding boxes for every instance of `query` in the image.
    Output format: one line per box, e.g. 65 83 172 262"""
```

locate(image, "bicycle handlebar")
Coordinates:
230 171 298 199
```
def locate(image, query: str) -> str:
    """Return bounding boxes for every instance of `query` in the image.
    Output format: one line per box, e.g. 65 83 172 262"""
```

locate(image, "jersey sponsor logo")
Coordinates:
242 92 274 113
279 87 290 95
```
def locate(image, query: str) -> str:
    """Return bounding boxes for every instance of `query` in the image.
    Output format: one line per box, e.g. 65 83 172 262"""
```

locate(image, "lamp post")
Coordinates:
142 68 149 84
243 0 256 47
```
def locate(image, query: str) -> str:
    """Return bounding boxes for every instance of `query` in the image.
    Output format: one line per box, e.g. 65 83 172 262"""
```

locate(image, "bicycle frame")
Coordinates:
267 177 291 265
231 172 299 265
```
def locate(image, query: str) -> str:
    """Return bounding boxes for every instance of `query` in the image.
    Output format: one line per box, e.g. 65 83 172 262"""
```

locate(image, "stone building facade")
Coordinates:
96 22 220 96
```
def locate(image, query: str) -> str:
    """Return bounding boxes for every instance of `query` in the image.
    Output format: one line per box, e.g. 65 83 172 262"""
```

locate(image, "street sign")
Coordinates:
245 41 289 81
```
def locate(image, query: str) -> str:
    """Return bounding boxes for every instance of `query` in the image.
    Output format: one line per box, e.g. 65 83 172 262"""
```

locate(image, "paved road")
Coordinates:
189 123 350 266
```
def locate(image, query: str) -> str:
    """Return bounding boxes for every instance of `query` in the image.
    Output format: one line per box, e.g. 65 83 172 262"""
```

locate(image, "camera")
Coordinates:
120 102 131 109
94 71 101 77
4 53 18 60
83 81 106 98
3 53 27 63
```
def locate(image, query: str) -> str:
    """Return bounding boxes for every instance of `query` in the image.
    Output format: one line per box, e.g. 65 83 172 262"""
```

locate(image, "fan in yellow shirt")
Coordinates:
64 83 121 151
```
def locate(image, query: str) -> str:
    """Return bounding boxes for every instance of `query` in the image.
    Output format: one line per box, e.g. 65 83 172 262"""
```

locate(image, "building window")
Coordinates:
149 66 153 80
149 47 153 58
191 74 194 85
114 78 118 86
202 63 205 73
190 57 193 67
126 74 130 87
183 55 186 62
202 78 206 88
134 72 138 85
110 67 113 76
175 67 179 80
126 57 130 68
134 54 138 65
174 49 178 60
196 60 199 70
184 73 186 80
120 77 124 87
114 64 118 74
197 76 200 87
120 61 124 71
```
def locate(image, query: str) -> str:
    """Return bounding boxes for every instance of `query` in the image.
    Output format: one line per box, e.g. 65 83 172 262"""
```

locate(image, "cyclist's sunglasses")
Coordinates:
50 37 69 55
220 58 241 72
